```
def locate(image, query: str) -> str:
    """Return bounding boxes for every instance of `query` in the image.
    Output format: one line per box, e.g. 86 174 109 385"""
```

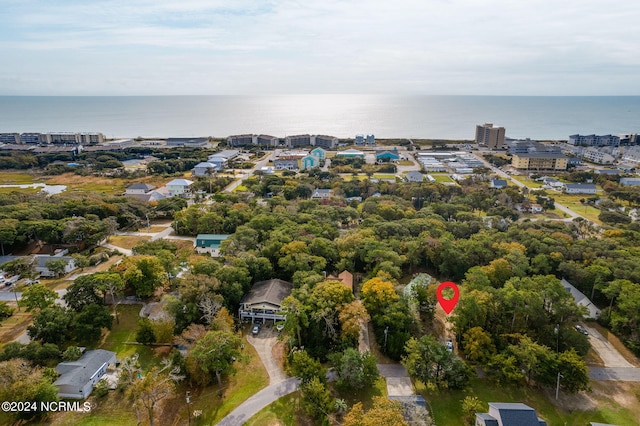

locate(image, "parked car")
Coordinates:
575 325 589 335
24 279 40 285
4 276 19 286
446 339 454 352
252 324 261 335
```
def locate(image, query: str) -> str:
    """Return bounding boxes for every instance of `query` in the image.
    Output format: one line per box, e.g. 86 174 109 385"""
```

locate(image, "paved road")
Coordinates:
589 367 640 381
470 152 583 221
584 324 634 368
0 288 66 302
103 243 133 257
216 377 300 426
224 152 273 193
378 363 414 397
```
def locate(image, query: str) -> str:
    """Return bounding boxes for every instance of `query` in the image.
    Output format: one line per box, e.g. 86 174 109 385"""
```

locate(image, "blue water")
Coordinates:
0 95 638 140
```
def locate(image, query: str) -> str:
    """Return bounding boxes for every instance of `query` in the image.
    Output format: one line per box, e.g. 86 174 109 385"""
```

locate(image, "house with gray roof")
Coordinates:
561 278 601 318
311 189 332 199
238 279 293 324
620 177 640 186
563 183 597 194
476 403 547 426
125 183 156 195
406 171 424 182
54 349 117 399
491 179 508 189
192 162 218 176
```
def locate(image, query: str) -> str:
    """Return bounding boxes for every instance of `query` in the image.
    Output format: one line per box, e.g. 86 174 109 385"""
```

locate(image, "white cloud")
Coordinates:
1 0 640 94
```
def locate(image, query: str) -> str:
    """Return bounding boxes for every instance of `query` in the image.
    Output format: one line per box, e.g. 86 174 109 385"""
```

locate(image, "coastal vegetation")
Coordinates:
1 146 640 424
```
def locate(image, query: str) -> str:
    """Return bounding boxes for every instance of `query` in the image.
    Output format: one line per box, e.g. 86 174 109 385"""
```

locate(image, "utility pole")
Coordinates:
555 372 563 400
186 391 191 425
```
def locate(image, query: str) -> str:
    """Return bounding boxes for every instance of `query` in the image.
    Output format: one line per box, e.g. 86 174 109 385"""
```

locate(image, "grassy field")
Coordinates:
193 335 269 425
419 377 640 426
108 235 151 250
137 225 169 233
46 173 128 194
0 186 41 194
553 194 602 224
99 304 158 369
0 171 35 184
430 173 454 183
0 309 32 344
245 392 302 426
510 175 544 188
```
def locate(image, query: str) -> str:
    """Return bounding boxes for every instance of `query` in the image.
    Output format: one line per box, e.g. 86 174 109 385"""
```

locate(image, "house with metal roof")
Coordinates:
563 183 597 194
166 137 208 147
336 149 365 158
376 149 400 162
239 279 293 324
620 177 640 186
476 403 547 426
54 349 116 399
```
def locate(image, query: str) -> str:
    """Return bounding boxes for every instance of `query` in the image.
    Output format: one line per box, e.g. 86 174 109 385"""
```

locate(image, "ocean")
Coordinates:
0 95 638 140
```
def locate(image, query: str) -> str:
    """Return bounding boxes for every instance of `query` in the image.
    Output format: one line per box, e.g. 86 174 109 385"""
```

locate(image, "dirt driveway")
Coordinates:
584 324 634 368
246 325 287 384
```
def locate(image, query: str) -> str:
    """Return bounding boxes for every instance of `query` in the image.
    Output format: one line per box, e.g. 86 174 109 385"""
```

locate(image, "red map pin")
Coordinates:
436 281 460 315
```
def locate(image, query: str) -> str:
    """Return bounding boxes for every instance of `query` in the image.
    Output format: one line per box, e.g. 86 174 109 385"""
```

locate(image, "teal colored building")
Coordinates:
375 149 400 161
310 147 326 160
195 234 230 249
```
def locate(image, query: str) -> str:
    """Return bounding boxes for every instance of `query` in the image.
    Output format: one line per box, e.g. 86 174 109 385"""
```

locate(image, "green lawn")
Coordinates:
372 173 397 180
0 171 35 184
191 335 269 425
510 175 544 188
553 194 602 224
245 392 301 426
430 173 454 183
99 304 157 369
419 378 638 426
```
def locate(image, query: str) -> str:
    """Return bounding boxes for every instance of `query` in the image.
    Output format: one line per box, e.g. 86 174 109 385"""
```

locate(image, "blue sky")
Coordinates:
1 0 639 95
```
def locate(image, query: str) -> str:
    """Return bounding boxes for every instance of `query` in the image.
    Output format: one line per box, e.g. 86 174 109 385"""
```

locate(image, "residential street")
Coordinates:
216 377 301 426
589 367 640 381
224 152 273 193
584 324 634 368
